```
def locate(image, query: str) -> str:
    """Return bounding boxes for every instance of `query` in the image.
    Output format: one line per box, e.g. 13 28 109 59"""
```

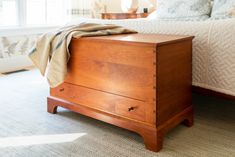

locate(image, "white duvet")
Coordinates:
70 18 235 96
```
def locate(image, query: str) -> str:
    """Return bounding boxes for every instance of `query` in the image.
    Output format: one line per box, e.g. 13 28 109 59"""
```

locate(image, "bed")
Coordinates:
66 18 235 98
1 18 235 97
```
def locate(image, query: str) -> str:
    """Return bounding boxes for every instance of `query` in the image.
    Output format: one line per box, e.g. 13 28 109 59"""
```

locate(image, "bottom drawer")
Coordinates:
51 83 147 122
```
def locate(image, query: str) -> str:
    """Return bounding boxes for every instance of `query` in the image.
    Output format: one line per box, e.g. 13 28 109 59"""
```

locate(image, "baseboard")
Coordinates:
192 86 235 100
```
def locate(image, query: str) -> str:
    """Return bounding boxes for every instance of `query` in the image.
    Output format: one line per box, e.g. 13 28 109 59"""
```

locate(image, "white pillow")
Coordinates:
211 0 235 19
153 0 211 20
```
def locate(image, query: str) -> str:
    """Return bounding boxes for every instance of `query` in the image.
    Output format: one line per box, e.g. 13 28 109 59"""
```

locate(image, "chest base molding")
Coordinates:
48 96 193 152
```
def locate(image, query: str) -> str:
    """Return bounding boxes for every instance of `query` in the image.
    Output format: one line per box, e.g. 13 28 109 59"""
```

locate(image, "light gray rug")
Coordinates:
0 70 234 157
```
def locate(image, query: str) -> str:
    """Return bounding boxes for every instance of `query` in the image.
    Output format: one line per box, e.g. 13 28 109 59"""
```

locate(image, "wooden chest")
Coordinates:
48 34 194 152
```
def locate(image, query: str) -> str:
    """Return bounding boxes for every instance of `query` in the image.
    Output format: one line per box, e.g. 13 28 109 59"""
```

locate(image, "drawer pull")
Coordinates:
59 88 64 92
128 107 135 112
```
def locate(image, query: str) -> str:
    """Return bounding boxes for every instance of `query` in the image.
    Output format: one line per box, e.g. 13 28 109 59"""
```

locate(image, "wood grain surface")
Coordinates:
48 34 194 152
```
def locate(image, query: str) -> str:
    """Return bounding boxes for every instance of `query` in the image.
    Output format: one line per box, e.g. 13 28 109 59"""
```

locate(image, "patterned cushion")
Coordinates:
155 0 211 20
211 0 235 19
0 36 36 58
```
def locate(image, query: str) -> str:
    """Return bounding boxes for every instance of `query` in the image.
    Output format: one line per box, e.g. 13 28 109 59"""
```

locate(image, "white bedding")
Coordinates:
69 18 235 96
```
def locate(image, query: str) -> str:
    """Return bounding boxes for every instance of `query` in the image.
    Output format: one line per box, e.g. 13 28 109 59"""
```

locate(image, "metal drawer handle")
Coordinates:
59 88 64 92
128 107 135 112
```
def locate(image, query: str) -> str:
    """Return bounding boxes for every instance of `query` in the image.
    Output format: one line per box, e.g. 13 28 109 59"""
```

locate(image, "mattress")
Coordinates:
69 18 235 96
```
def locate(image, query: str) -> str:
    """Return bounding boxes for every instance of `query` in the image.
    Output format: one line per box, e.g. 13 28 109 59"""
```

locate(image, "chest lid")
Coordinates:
73 33 194 46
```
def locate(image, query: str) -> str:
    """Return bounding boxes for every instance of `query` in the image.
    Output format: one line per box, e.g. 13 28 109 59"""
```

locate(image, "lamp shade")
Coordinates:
121 0 139 13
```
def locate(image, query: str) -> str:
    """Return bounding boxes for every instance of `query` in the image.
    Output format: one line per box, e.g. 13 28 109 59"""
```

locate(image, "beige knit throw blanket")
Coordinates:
29 23 137 87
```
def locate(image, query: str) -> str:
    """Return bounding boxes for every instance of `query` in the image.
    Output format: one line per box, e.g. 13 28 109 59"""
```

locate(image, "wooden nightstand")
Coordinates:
101 13 148 20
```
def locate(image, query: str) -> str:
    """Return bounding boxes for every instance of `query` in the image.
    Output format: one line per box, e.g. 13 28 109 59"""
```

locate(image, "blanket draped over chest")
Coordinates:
29 23 137 87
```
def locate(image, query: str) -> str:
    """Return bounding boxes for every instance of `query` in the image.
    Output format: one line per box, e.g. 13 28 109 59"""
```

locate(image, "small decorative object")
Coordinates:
121 0 139 13
143 8 148 13
138 0 155 13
